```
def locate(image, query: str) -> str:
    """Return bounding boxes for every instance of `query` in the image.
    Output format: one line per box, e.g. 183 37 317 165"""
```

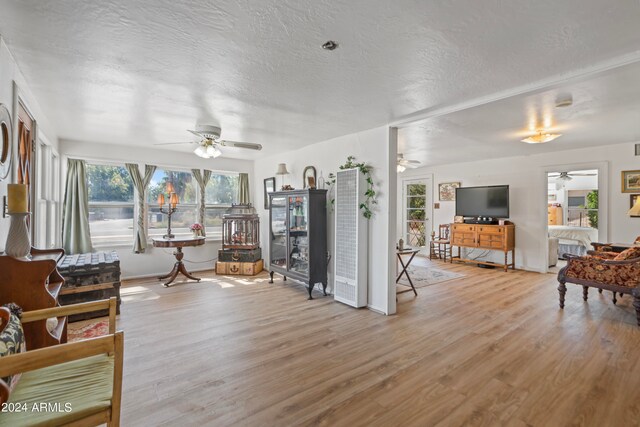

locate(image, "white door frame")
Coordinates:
541 161 608 273
400 174 434 253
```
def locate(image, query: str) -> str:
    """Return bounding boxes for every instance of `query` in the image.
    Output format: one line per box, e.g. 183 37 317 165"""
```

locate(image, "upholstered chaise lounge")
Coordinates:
557 246 640 325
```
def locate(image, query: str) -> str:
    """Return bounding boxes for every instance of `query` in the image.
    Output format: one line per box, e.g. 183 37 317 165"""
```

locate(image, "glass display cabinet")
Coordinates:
268 189 328 299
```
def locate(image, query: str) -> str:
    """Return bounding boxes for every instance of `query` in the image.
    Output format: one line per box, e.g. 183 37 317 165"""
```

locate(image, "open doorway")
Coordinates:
547 169 599 273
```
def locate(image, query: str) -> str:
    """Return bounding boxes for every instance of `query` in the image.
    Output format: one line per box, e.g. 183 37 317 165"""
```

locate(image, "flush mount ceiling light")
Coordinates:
521 131 562 144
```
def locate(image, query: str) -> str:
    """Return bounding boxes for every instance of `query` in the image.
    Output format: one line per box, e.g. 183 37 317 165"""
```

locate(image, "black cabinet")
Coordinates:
268 189 328 299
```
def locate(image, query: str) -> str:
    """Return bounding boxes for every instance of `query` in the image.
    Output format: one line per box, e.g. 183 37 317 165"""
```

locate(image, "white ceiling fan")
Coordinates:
155 125 262 158
397 153 420 173
549 171 597 182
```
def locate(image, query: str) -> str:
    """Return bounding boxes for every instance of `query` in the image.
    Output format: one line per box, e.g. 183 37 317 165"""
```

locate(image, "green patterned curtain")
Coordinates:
126 164 156 253
62 159 93 254
238 173 250 205
192 169 212 236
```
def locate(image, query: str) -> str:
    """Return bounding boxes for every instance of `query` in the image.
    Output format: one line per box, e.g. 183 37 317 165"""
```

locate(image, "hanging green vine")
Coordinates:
328 156 377 219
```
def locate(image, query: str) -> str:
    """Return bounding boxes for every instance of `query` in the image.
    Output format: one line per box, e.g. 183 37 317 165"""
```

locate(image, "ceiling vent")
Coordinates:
322 40 338 50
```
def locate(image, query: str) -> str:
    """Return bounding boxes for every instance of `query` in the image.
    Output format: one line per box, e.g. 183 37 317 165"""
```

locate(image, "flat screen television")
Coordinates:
455 185 509 219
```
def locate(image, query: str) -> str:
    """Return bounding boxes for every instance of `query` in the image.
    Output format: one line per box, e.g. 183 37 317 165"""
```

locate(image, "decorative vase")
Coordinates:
5 213 31 258
318 171 326 190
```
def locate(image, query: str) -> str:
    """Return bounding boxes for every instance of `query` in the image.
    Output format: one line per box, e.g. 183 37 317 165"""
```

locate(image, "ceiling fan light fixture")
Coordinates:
194 145 207 158
397 164 406 173
555 172 573 184
521 131 562 144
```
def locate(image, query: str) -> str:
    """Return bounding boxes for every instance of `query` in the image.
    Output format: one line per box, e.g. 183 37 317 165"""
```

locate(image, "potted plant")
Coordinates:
190 223 204 238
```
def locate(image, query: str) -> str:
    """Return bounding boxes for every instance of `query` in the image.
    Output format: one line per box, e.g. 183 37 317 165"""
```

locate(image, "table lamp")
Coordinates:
4 183 31 258
629 197 640 217
276 163 289 190
158 183 179 238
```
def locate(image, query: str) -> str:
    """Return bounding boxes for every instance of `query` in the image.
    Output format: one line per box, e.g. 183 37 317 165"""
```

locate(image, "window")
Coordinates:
568 196 585 208
404 180 429 247
34 143 61 249
204 173 239 239
87 164 135 246
147 169 198 238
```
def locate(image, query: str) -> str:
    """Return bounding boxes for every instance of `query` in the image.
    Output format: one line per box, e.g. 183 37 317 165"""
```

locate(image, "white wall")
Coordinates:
0 37 59 252
59 139 254 279
399 141 639 272
253 126 397 315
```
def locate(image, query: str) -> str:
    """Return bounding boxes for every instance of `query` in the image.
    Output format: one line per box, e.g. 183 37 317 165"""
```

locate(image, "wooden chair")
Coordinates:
429 224 452 262
0 298 123 426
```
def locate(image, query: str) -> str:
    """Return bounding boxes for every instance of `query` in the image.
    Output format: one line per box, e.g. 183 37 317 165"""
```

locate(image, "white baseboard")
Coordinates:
367 305 388 315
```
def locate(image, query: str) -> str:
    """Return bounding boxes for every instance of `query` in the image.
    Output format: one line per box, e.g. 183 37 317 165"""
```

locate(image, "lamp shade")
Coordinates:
629 197 640 217
194 145 207 158
275 163 289 175
166 182 175 194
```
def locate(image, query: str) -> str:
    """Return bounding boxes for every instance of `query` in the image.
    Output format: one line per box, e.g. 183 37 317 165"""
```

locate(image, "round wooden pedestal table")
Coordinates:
152 236 205 287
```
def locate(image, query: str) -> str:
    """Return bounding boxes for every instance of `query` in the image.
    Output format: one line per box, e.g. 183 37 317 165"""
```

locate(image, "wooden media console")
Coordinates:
450 223 515 272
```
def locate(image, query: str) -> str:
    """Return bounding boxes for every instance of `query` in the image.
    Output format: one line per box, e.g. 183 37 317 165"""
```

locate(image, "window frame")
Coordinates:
85 161 136 248
146 166 200 241
202 171 240 241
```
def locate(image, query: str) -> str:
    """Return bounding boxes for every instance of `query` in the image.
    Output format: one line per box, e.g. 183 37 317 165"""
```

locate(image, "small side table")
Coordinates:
152 236 205 287
396 248 420 296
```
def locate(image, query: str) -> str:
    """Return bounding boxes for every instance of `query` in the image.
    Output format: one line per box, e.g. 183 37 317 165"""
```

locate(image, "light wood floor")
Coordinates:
113 257 640 426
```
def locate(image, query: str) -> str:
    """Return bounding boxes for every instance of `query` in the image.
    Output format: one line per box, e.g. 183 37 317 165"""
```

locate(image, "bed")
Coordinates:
548 225 598 258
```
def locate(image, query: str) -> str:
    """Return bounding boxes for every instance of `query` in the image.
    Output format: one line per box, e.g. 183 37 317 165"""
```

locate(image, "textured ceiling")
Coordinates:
0 0 639 159
398 61 640 167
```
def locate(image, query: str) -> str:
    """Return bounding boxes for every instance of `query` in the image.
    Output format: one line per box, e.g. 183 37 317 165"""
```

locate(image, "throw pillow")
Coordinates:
0 303 26 392
614 246 640 261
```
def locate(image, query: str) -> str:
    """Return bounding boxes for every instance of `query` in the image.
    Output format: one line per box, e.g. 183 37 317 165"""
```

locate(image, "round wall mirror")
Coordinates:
0 104 12 181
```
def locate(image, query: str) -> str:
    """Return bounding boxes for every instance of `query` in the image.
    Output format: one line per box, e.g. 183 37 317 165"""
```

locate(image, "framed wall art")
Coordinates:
439 182 461 201
263 177 276 209
621 170 640 193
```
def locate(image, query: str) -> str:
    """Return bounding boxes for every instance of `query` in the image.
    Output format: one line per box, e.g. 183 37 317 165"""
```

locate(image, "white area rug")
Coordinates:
397 265 465 289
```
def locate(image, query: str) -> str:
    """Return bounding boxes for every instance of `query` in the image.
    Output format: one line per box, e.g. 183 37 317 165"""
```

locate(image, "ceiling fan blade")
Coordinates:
220 140 262 151
404 163 420 169
153 141 196 146
187 129 203 138
569 173 598 176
